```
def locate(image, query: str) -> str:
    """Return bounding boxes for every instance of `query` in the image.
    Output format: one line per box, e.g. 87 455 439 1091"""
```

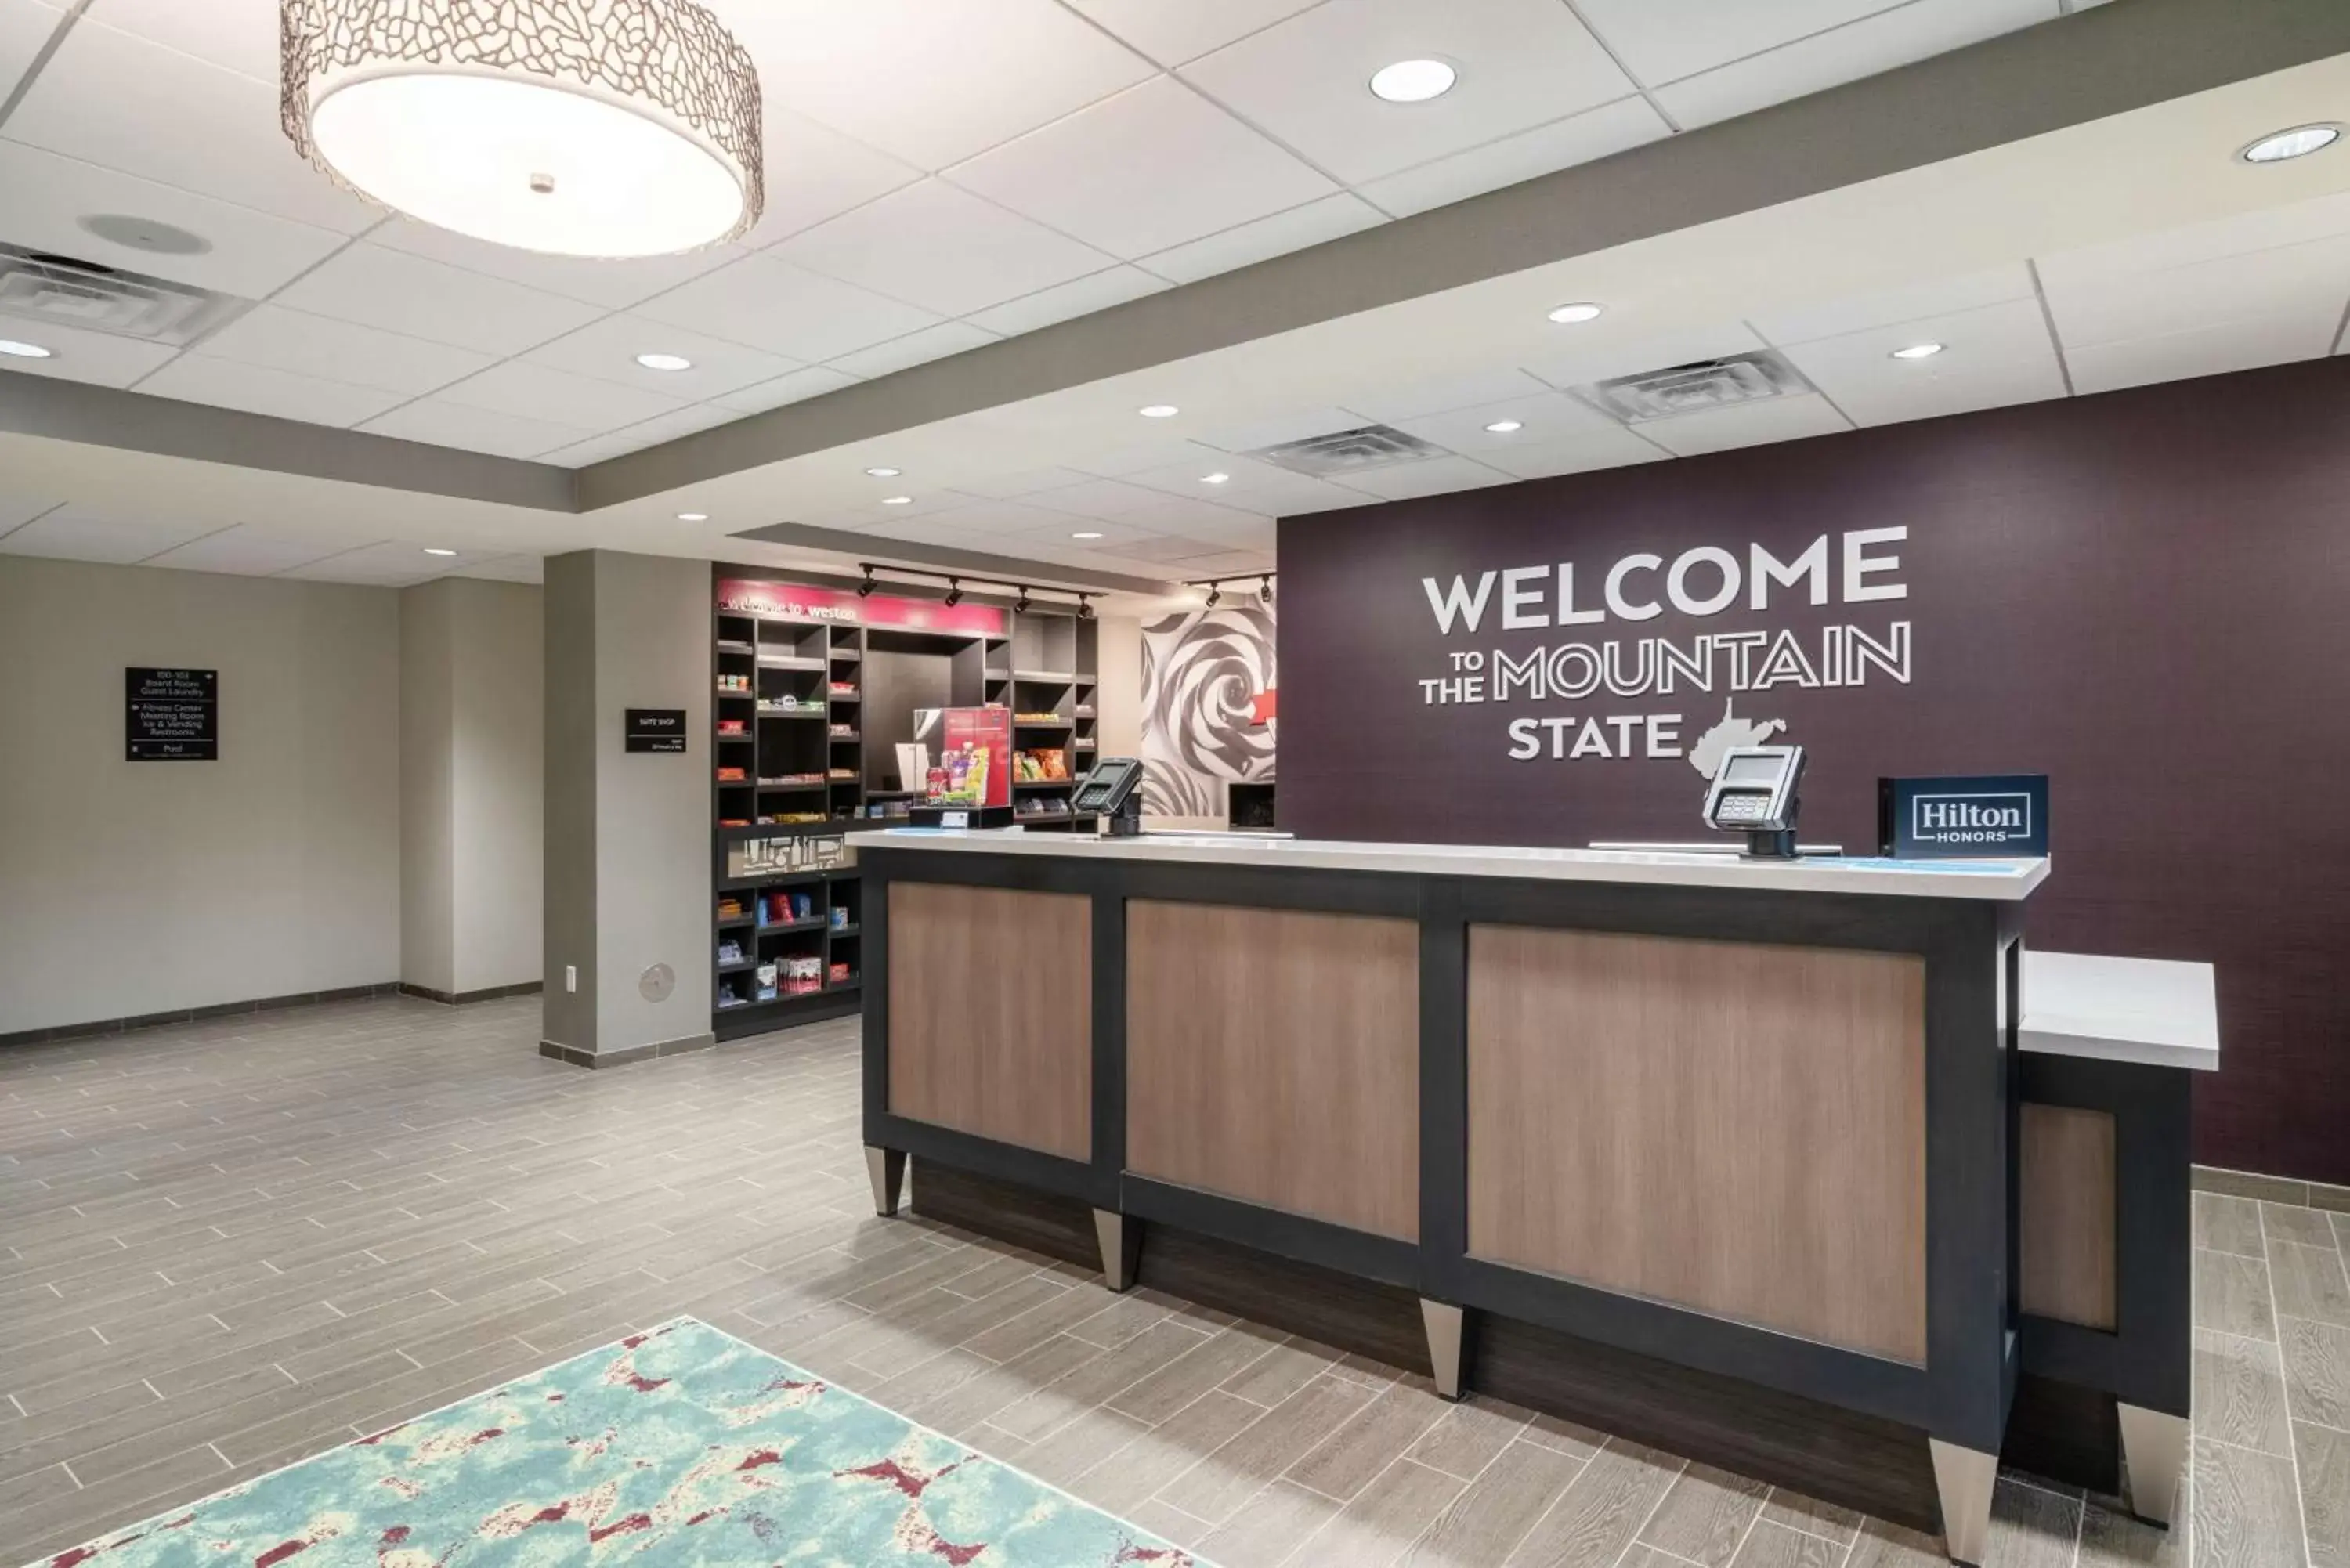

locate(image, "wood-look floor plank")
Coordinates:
2270 1241 2350 1328
2282 1315 2350 1432
2196 1251 2278 1341
2298 1422 2350 1568
1502 1439 1685 1568
2190 1437 2305 1568
1400 1437 1590 1566
2194 1329 2293 1454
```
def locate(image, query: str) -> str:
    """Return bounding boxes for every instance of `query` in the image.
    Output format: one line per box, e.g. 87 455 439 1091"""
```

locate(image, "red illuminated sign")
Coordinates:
716 578 1010 638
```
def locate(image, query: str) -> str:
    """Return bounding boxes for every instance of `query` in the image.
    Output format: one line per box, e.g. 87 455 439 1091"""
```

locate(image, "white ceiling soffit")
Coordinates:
1 0 2348 592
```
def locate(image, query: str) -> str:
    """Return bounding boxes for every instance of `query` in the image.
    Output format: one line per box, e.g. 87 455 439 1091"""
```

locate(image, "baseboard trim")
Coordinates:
538 1031 716 1070
2194 1163 2350 1212
398 980 545 1006
0 982 405 1049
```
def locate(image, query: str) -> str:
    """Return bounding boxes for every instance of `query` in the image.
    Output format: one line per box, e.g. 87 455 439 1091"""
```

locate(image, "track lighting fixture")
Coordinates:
855 568 877 599
1014 587 1032 616
1259 576 1274 606
943 579 964 608
1204 585 1221 608
1185 572 1275 609
1077 594 1096 622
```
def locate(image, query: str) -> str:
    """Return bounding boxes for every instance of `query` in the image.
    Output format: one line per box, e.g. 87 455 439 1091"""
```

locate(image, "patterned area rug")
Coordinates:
35 1317 1206 1566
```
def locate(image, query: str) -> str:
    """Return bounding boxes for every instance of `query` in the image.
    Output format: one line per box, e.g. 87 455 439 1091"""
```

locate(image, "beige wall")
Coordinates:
402 578 542 997
0 558 401 1034
1096 613 1143 761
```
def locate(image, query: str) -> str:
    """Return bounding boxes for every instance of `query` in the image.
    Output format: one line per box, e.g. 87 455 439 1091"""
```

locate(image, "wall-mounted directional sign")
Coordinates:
127 668 218 761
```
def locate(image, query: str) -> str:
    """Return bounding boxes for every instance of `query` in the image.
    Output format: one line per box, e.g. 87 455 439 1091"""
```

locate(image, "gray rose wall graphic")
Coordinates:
1140 605 1277 818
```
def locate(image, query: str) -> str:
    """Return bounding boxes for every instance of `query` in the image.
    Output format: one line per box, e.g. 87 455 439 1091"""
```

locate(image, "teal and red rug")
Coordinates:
38 1317 1206 1566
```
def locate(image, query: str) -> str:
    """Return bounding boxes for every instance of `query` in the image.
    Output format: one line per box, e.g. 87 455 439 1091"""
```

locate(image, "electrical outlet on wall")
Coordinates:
566 965 577 993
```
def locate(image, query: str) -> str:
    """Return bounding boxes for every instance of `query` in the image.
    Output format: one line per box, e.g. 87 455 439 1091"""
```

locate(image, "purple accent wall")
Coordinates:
1278 356 2350 1185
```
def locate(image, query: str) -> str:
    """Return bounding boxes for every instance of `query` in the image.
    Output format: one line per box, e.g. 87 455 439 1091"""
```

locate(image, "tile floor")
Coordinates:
2 995 2341 1567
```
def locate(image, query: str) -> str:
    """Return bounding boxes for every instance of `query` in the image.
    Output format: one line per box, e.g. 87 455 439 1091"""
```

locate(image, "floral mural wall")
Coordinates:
1140 603 1276 817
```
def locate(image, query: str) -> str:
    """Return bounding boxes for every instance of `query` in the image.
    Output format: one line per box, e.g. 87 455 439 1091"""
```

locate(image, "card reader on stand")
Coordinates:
1071 757 1145 837
1702 745 1807 859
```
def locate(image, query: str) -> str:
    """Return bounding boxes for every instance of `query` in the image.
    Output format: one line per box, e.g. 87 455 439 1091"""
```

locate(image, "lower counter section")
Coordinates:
857 839 2188 1564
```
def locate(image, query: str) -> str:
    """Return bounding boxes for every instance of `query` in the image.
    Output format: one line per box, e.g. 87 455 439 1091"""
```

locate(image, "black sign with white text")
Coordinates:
626 707 686 754
1878 774 2048 858
126 667 218 761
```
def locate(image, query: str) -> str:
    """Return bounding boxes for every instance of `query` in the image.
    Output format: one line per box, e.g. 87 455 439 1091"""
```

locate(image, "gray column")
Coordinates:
541 550 712 1064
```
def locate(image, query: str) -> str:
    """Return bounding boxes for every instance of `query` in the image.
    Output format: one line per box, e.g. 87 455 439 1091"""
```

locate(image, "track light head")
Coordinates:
1204 585 1222 609
1014 587 1032 616
943 578 964 608
855 568 877 599
1076 594 1095 622
1259 576 1274 606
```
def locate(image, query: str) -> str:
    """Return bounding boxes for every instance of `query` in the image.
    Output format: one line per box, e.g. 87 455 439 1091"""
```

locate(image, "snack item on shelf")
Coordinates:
1014 711 1061 723
754 962 778 1003
716 765 747 783
829 961 851 985
718 938 743 966
718 673 750 692
716 897 745 920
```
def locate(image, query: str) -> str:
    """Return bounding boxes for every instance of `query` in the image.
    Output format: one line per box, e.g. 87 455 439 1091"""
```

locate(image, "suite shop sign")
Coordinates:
1415 528 1911 773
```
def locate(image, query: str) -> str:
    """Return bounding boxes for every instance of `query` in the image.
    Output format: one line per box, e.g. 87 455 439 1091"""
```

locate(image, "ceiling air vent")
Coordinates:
1245 423 1450 476
0 244 248 347
1577 349 1815 424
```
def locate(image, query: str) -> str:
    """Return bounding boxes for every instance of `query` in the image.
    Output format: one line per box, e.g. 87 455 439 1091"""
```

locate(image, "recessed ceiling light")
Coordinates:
1137 403 1179 418
677 511 708 521
880 495 913 506
635 352 692 372
1546 302 1603 325
1889 342 1945 360
423 547 458 556
1369 59 1456 103
1484 419 1524 434
865 466 901 478
1200 472 1231 485
78 214 211 255
1072 530 1104 540
0 338 54 359
2242 124 2341 164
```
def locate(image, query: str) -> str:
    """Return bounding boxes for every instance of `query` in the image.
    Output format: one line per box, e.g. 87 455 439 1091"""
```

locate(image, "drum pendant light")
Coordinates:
281 0 763 258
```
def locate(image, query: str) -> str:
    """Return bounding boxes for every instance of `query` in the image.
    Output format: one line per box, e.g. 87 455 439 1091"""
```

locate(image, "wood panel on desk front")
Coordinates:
1126 901 1419 1240
1468 926 1928 1363
885 882 1091 1161
2018 1103 2117 1330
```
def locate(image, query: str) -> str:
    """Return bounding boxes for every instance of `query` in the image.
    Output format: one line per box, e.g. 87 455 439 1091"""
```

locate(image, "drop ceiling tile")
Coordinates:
534 403 739 468
0 504 214 563
6 18 378 233
1121 455 1345 515
0 490 65 533
2067 310 2336 397
368 220 747 311
1521 321 1766 392
0 319 179 387
1319 455 1515 501
821 491 974 525
1137 193 1386 284
190 305 494 396
2041 233 2350 351
1634 392 1853 457
1181 0 1632 184
741 107 924 247
1177 548 1274 576
709 365 862 414
1272 480 1382 514
716 0 1155 172
964 267 1169 337
275 244 604 356
825 322 998 381
1654 0 2056 130
1570 0 1911 87
935 499 1102 537
2 0 67 103
1065 0 1320 66
432 361 689 433
777 179 1113 316
81 0 273 78
1777 298 2067 425
1068 439 1219 477
0 141 351 300
1122 500 1274 546
519 315 799 400
454 554 547 584
950 468 1094 500
1390 390 1624 453
1024 478 1177 518
1358 96 1671 218
1753 263 2037 345
1478 425 1671 480
1010 516 1158 547
1095 534 1230 565
2034 190 2350 291
1341 368 1557 424
279 540 450 586
141 524 359 576
359 399 595 461
634 254 942 363
1197 406 1367 453
136 355 412 428
948 76 1338 261
851 517 996 550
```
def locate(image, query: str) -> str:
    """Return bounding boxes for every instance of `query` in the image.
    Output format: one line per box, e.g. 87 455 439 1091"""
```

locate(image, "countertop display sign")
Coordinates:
125 667 218 761
1879 774 2048 858
625 708 686 754
715 577 1010 638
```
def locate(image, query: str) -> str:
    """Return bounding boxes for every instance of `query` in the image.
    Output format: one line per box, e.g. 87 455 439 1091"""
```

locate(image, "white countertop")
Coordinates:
862 828 2049 901
2021 951 2219 1071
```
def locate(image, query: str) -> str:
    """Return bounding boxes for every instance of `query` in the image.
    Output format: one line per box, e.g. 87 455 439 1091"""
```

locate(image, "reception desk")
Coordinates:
857 830 2193 1563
